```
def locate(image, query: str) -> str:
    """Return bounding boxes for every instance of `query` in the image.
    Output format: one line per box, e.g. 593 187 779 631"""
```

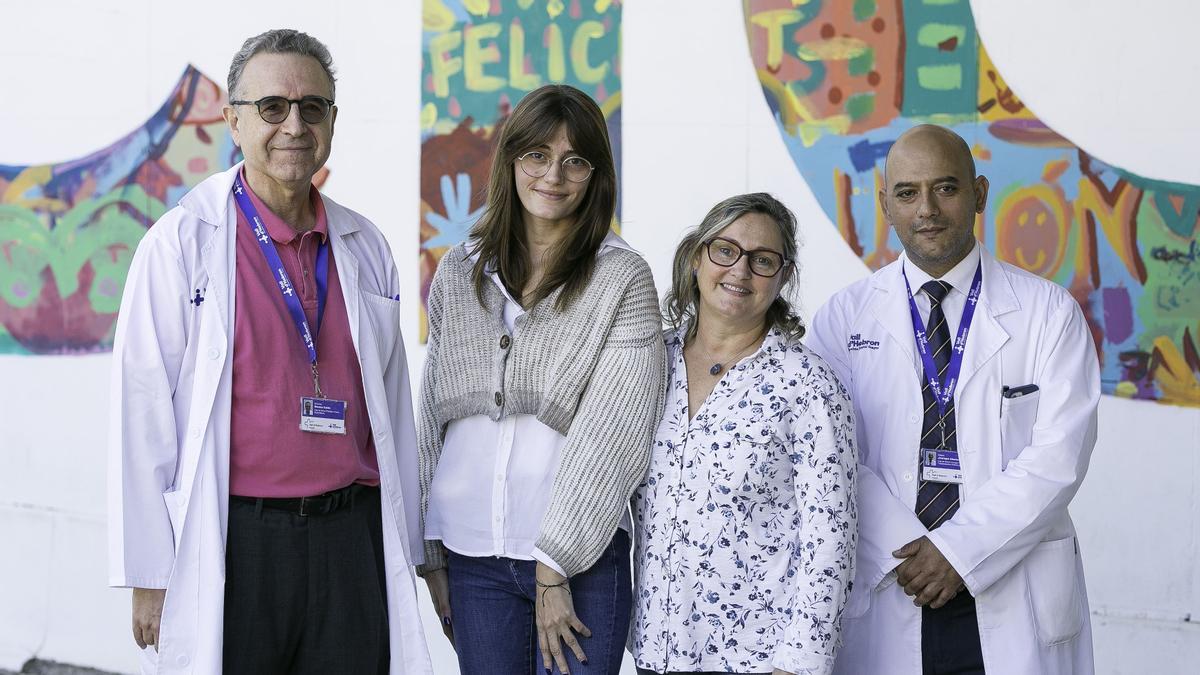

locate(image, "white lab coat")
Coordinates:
808 246 1098 675
107 163 432 674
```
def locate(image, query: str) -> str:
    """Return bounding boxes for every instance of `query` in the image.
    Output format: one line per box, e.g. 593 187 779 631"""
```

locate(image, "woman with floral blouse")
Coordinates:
630 193 858 675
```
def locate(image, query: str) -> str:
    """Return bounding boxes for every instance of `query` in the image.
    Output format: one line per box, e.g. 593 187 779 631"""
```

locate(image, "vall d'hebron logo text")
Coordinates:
847 333 880 351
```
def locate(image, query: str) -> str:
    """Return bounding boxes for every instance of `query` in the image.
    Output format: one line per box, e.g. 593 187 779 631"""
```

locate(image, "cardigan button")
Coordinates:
499 335 511 350
495 392 504 406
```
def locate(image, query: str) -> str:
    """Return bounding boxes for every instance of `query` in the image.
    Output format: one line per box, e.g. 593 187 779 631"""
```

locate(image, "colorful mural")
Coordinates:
745 0 1200 407
420 0 622 341
0 66 239 355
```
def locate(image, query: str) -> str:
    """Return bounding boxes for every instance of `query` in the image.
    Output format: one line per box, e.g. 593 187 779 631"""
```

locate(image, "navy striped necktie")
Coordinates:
915 280 959 530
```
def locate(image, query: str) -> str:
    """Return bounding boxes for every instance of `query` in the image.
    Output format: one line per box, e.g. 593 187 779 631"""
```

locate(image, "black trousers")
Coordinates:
922 591 985 675
223 484 389 675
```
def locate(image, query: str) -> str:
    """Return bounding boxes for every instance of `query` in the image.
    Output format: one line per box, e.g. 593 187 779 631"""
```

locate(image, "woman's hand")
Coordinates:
423 568 454 646
534 561 591 674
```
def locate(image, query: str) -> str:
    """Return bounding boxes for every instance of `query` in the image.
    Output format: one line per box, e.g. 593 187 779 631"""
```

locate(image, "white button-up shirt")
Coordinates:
630 327 858 674
902 242 982 335
425 232 635 575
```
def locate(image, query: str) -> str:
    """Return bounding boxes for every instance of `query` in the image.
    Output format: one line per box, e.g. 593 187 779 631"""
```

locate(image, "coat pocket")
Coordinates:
841 576 873 620
999 389 1040 470
360 291 401 366
162 488 187 550
1024 536 1083 645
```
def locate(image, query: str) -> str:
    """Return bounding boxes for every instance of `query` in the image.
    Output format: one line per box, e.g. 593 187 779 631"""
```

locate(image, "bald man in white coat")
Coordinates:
809 125 1099 674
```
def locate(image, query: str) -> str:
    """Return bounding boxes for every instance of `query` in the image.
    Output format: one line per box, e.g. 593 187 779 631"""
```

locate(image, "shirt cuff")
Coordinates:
530 547 567 577
771 643 835 675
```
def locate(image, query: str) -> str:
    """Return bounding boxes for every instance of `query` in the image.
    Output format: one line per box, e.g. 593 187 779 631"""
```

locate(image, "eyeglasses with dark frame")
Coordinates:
704 237 789 278
516 151 594 183
229 95 336 125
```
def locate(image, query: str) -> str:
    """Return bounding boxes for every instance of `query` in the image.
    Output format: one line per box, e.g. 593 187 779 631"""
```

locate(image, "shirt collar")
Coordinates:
902 240 980 298
239 167 328 245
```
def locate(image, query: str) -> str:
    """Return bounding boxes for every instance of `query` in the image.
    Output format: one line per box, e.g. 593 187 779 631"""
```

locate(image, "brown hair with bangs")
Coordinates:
467 84 617 311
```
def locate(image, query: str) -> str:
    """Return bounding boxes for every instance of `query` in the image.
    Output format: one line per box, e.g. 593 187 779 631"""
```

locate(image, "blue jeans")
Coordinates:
447 530 632 675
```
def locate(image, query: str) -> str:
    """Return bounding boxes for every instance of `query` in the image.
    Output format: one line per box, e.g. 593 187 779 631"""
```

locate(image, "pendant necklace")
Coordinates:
697 329 766 376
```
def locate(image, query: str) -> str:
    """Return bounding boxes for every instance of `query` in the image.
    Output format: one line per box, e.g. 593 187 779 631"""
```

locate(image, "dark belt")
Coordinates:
231 483 374 517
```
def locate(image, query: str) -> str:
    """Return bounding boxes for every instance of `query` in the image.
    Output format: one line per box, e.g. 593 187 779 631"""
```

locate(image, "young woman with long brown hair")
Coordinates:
417 84 665 675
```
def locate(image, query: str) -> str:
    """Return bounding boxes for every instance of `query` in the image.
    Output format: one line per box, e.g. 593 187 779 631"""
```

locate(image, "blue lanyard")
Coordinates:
232 175 330 392
901 262 982 419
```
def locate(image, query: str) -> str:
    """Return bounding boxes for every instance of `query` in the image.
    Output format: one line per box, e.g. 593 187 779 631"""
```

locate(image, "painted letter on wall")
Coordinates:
745 0 1200 406
419 0 622 341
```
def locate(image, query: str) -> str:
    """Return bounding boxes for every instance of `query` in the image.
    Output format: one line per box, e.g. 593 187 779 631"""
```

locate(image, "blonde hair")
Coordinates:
663 193 804 342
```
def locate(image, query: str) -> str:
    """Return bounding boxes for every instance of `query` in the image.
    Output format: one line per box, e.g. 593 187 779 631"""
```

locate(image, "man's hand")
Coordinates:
893 536 964 609
422 569 454 646
132 587 166 651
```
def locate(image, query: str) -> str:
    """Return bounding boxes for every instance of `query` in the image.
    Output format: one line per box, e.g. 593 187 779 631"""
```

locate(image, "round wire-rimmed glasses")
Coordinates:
516 151 594 183
704 237 789 277
229 95 335 124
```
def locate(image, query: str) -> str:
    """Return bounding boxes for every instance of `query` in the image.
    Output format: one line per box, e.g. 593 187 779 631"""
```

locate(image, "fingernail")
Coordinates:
442 616 451 627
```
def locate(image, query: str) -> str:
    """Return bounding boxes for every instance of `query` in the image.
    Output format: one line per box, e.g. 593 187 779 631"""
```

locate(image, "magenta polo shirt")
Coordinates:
229 171 379 498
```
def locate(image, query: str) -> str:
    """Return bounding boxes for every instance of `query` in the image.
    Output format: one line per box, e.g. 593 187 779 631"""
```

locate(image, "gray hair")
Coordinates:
663 192 805 343
227 29 337 100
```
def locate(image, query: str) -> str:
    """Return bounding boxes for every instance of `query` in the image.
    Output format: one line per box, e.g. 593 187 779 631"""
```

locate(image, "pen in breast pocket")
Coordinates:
1002 384 1038 398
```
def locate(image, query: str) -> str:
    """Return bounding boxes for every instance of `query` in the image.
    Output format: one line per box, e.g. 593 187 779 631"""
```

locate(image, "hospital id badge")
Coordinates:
300 397 346 434
921 448 963 484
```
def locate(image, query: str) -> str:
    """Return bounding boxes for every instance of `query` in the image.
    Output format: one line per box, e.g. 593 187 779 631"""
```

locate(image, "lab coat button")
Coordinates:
902 472 914 482
176 653 189 667
191 428 201 439
909 414 919 424
207 347 220 360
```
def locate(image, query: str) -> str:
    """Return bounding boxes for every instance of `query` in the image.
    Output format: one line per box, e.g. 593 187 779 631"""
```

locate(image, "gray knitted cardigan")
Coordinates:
417 243 666 576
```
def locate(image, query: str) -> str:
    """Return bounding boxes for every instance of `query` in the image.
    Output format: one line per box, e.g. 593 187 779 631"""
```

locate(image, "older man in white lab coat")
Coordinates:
108 29 431 674
809 124 1099 674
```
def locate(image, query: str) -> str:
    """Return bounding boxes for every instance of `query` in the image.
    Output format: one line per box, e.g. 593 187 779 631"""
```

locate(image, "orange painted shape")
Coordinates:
995 184 1070 278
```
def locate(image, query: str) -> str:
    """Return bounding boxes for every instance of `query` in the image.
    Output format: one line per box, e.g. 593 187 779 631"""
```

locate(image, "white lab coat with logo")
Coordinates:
107 163 432 674
808 246 1098 675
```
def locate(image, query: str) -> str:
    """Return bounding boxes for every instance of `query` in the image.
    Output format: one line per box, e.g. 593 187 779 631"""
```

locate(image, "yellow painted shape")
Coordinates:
509 20 541 90
750 9 805 71
548 0 565 19
1151 336 1200 406
756 69 849 144
423 0 457 32
978 43 1034 121
547 23 566 81
599 90 622 119
2 166 66 213
463 0 489 16
571 20 609 84
594 0 612 12
464 23 505 92
428 31 464 98
796 37 870 62
420 102 439 131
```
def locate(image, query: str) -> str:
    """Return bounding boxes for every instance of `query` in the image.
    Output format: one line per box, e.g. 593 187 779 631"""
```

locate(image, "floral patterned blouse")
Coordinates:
630 327 858 675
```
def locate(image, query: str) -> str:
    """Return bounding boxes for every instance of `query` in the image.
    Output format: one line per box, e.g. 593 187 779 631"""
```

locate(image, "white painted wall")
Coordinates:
0 1 1196 673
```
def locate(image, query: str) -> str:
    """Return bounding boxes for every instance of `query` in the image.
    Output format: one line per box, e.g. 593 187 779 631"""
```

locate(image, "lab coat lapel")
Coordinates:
867 263 921 378
956 249 1016 393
